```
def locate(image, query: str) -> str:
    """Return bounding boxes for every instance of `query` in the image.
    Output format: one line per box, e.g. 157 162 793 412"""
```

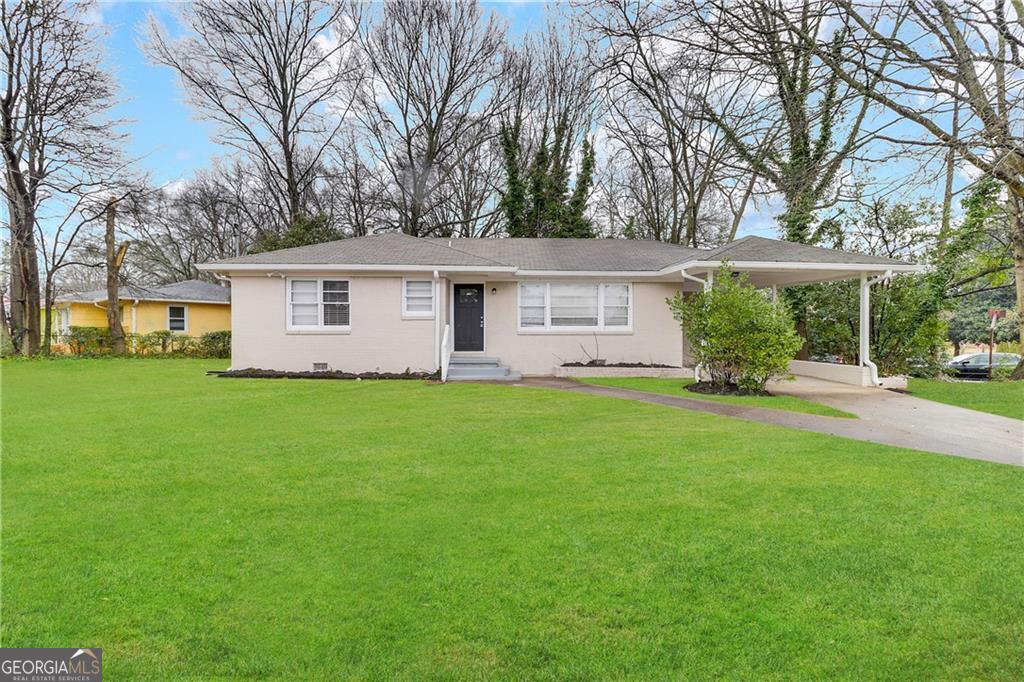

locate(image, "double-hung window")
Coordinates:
289 279 350 330
403 279 434 317
168 305 187 332
518 283 631 331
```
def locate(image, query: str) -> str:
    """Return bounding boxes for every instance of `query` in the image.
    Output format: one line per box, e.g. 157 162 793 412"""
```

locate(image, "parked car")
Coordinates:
946 352 1021 378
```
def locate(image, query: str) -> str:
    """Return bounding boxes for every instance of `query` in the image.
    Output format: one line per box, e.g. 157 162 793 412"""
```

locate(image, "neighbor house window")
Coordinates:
403 279 434 316
289 279 350 330
518 283 631 331
168 305 187 332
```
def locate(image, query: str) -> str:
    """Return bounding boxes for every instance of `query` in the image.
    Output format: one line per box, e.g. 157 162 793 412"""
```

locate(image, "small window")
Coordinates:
288 279 350 330
168 305 187 332
322 280 350 326
403 279 434 316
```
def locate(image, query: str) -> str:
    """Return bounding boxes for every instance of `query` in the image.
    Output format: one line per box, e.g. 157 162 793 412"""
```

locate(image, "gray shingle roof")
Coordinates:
58 279 230 304
428 237 704 271
699 235 903 266
202 232 911 271
208 232 507 267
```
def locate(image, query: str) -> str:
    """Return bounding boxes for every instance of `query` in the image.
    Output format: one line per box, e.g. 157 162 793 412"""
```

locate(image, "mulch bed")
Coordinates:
216 368 439 380
685 381 772 397
561 361 680 368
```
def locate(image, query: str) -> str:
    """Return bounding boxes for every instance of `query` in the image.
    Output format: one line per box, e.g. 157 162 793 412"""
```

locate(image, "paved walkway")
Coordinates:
519 377 1023 467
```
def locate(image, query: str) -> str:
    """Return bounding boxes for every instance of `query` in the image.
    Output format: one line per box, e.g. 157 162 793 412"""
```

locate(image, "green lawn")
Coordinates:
3 359 1023 679
580 376 855 418
908 378 1024 420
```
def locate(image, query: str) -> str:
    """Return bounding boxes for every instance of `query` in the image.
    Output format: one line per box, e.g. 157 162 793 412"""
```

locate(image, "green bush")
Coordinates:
65 326 112 356
143 330 175 354
667 266 802 392
198 330 231 358
804 274 947 377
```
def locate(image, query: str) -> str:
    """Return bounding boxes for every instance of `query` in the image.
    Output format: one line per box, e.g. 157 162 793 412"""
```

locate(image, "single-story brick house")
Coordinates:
198 233 922 383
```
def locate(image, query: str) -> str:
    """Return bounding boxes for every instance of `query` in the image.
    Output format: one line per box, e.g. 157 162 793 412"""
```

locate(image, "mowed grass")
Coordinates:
908 377 1024 420
580 376 855 418
2 359 1023 679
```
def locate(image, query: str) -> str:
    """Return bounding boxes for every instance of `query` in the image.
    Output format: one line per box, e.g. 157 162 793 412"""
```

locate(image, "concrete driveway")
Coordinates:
522 377 1023 467
767 376 1023 466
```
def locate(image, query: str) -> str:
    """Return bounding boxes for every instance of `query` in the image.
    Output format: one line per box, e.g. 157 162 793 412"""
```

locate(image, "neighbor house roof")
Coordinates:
199 232 919 274
57 279 231 304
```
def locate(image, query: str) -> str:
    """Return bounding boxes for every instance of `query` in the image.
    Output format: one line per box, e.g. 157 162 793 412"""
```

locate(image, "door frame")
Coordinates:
449 281 486 354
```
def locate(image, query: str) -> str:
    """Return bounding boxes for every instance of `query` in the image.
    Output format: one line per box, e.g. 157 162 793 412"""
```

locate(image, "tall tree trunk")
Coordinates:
105 200 126 354
6 191 41 355
41 275 54 355
937 83 960 257
1008 193 1024 379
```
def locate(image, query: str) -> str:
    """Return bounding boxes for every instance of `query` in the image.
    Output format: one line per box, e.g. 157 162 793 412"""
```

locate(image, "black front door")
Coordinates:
453 284 484 352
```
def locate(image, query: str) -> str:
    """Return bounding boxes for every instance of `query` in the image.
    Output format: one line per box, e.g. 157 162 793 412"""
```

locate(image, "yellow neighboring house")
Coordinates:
53 279 231 338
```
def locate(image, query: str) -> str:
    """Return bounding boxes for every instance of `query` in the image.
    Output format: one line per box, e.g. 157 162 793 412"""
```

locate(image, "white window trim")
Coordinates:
167 304 189 333
402 277 435 318
517 282 633 333
286 277 352 332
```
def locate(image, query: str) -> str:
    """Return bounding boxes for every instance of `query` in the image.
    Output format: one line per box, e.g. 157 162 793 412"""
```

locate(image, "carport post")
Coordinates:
859 270 892 386
859 273 871 377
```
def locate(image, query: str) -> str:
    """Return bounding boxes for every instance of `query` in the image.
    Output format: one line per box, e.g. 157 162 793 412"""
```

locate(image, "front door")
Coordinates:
453 284 484 352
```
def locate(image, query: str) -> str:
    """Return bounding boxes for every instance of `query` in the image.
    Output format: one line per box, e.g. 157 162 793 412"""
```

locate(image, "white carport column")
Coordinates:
859 271 891 387
859 273 874 384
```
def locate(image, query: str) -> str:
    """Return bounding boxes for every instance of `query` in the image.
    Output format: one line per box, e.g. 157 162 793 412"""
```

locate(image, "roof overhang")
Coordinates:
661 260 926 276
197 259 925 285
196 263 517 274
56 297 230 305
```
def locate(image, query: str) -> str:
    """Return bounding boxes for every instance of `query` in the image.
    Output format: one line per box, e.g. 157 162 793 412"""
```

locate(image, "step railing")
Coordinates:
440 324 452 382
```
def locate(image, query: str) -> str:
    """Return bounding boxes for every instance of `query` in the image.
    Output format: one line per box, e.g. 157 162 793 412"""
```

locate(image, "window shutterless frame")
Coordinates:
402 277 435 318
286 277 351 331
516 282 633 332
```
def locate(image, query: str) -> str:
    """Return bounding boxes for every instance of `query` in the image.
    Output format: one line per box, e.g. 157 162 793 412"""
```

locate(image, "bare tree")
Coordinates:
1 0 124 354
779 0 1024 369
122 168 259 284
353 0 508 236
146 0 362 235
586 0 770 246
643 0 888 244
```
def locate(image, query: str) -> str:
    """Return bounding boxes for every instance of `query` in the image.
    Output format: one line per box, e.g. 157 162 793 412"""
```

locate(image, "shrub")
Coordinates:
65 326 111 356
198 330 231 358
143 330 175 353
667 266 802 392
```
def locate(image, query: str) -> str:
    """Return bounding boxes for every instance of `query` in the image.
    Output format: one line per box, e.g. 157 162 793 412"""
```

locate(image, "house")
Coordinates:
197 233 923 384
53 279 231 339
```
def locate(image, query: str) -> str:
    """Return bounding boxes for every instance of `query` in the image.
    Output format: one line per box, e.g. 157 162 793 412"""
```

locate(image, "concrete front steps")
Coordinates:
447 355 522 382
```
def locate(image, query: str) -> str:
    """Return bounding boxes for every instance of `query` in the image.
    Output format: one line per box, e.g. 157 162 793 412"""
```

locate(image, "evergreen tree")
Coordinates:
498 115 528 237
254 214 342 253
499 119 598 238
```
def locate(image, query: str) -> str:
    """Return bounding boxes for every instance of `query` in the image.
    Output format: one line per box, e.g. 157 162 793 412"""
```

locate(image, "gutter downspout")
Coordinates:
130 299 139 351
680 269 713 382
860 270 892 387
433 270 441 371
